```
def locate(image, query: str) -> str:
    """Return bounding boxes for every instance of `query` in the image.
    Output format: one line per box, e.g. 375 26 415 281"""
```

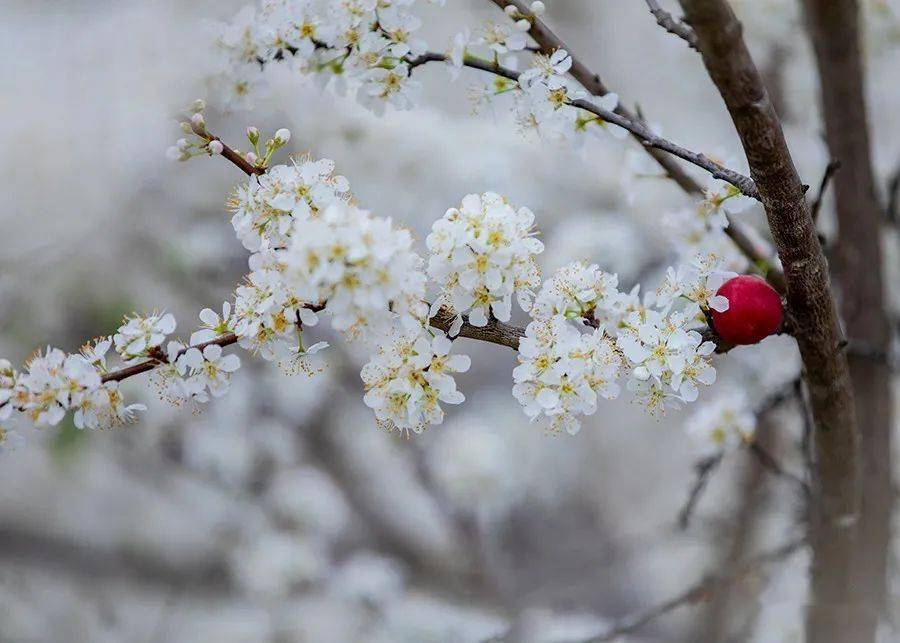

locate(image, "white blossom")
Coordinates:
113 312 177 361
228 156 350 252
427 192 542 331
281 201 427 338
512 316 622 435
361 324 470 433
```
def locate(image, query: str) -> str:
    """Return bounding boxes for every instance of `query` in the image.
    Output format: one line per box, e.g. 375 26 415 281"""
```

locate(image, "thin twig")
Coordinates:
810 159 841 222
678 453 724 529
209 135 263 176
644 0 700 49
747 442 811 497
406 52 760 200
887 161 900 225
579 538 806 642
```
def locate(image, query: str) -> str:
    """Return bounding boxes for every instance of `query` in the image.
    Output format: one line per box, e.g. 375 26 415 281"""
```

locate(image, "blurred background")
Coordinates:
0 1 899 641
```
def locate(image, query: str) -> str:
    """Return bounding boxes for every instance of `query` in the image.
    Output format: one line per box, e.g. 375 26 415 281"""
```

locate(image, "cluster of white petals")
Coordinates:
655 253 737 315
280 201 427 338
5 344 146 435
228 157 350 252
113 312 177 361
513 316 622 435
155 337 242 405
515 253 727 431
209 0 444 112
230 267 321 362
516 49 623 141
361 323 470 434
426 192 543 332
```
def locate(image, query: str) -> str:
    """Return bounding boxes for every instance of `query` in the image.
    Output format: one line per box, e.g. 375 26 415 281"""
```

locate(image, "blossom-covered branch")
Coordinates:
487 0 785 291
408 50 760 200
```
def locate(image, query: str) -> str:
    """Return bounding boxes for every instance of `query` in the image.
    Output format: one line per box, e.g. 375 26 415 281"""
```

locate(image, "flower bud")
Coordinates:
530 1 545 15
191 98 206 113
504 4 517 16
515 18 531 31
190 112 207 136
180 122 192 134
176 138 190 150
246 126 260 144
208 140 224 155
274 128 291 144
245 151 258 164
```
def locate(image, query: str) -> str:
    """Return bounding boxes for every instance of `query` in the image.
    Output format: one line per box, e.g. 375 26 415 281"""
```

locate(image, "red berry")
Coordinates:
710 275 783 345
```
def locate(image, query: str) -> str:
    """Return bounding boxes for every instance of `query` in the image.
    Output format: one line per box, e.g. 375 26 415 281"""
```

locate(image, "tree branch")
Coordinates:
407 52 759 201
644 0 700 49
678 2 862 641
485 0 786 292
678 453 723 529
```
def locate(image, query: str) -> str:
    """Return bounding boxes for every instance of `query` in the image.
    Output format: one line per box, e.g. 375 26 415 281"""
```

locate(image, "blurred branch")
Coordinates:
484 0 786 292
0 524 231 594
643 0 700 49
678 453 723 529
748 442 810 497
887 161 900 225
578 538 806 642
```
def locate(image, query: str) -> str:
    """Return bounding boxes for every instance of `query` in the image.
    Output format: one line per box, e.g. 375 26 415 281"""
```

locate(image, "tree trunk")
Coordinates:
678 2 864 641
801 0 894 637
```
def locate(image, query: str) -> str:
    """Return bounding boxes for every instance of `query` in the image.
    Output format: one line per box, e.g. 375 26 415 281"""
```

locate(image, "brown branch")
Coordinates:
101 333 239 383
809 159 841 223
579 538 806 642
644 0 700 49
486 0 786 292
208 135 263 176
429 307 525 350
678 2 862 641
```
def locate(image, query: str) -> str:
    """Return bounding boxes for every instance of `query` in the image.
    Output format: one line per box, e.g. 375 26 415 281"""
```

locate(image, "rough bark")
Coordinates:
802 0 894 635
677 2 863 641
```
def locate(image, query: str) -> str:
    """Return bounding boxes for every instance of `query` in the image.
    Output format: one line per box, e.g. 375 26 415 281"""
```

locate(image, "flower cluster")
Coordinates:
209 0 445 113
514 254 725 432
516 49 622 141
426 192 543 332
7 344 146 434
361 324 470 434
113 312 177 362
228 155 350 252
155 337 242 405
513 316 622 435
654 253 737 315
206 0 629 145
220 257 328 368
684 388 756 456
280 201 428 338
